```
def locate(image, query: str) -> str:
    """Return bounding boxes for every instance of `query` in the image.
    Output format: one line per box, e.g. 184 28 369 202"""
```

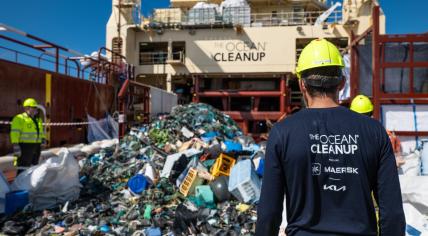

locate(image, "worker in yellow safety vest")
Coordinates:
10 98 45 172
350 95 405 167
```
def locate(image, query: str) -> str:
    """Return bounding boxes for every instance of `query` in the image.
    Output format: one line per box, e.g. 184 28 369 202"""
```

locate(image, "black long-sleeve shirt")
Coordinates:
256 106 405 236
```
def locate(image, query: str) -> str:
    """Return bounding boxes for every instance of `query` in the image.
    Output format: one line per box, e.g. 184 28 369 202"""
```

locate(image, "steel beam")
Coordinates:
198 91 282 97
372 6 381 120
224 111 283 120
394 131 428 136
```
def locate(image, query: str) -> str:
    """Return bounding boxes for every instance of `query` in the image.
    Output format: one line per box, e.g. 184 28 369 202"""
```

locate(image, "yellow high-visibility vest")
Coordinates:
10 112 45 144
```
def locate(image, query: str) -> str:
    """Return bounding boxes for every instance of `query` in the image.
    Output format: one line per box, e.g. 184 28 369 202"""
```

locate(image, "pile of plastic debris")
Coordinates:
0 103 265 235
148 103 243 151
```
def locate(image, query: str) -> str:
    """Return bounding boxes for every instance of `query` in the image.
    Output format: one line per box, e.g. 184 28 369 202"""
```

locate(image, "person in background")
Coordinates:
10 98 45 173
256 39 405 236
350 94 405 167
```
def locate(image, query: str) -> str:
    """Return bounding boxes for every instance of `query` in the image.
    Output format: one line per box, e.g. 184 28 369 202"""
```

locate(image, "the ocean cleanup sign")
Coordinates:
211 41 267 62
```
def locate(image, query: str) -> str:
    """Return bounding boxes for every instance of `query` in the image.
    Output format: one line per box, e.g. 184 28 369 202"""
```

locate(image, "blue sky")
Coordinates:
0 0 427 54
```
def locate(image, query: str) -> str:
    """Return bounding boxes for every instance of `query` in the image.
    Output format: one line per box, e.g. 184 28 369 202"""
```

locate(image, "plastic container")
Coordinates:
421 139 428 175
188 8 217 25
154 8 185 24
195 185 214 205
5 190 29 216
211 153 236 177
228 159 261 203
209 176 231 202
222 6 251 26
179 168 203 196
128 174 148 195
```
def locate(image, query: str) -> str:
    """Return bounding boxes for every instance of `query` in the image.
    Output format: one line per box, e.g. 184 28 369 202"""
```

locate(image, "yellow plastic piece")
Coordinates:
210 153 236 177
179 168 203 197
236 203 251 212
296 38 344 79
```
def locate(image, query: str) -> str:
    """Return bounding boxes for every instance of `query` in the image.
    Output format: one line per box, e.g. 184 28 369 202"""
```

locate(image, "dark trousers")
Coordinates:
17 143 41 173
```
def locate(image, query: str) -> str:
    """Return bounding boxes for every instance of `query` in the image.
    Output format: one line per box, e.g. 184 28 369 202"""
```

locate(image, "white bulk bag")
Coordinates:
11 148 81 210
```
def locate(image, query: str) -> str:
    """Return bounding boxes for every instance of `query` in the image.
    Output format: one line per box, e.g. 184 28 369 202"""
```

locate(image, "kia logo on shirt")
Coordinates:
323 184 347 192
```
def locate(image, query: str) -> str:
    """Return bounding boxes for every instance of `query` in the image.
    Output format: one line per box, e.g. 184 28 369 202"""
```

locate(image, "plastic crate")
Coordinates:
228 159 261 203
211 153 236 177
188 8 217 25
179 168 203 196
153 8 185 24
222 6 251 26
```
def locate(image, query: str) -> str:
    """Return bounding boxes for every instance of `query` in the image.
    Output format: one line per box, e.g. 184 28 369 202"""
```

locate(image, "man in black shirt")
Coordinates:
256 39 405 236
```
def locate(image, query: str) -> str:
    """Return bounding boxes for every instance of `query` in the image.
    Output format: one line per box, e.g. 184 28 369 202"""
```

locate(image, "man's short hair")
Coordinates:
361 111 373 117
301 66 343 97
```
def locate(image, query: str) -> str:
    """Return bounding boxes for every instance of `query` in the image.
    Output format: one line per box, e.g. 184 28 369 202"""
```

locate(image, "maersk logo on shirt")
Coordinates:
309 134 360 155
324 166 359 174
312 164 359 176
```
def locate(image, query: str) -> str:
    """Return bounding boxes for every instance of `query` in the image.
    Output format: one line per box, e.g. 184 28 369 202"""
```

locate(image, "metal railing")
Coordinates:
0 45 90 81
251 10 342 27
149 8 342 27
139 52 168 65
0 23 129 84
139 51 185 65
0 45 113 84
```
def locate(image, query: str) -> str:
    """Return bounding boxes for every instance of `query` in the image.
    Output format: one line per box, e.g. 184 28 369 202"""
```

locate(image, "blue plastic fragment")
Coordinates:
145 227 162 236
128 174 148 194
100 224 110 233
406 224 421 236
201 131 219 142
224 140 243 153
256 159 265 177
226 132 237 139
90 155 101 165
79 175 88 184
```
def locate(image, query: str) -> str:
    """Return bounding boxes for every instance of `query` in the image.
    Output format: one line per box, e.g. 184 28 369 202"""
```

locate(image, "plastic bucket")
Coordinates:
5 190 29 216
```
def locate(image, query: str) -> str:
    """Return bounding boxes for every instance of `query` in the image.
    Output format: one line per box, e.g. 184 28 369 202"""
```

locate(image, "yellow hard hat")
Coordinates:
23 98 38 108
296 39 344 79
350 95 374 114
